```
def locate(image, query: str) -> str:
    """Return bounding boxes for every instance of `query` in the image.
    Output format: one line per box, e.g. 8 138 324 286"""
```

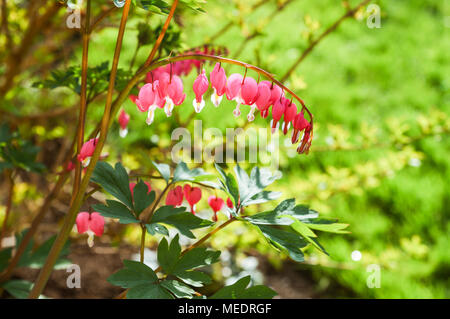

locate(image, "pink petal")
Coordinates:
76 212 90 234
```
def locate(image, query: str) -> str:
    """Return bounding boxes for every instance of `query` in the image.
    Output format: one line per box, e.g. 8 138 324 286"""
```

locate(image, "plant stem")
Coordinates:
280 0 371 82
139 225 146 263
0 171 14 249
28 0 132 299
142 0 179 68
72 0 91 205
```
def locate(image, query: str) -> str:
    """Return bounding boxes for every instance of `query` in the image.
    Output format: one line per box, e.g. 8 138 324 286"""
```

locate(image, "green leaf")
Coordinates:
173 248 220 274
156 236 219 288
1 280 33 299
152 161 171 183
157 235 181 274
127 283 174 299
93 200 139 224
149 205 213 239
244 191 282 206
133 180 155 216
210 276 276 299
136 0 170 14
145 223 169 236
173 161 210 182
160 280 196 299
91 162 133 209
234 165 281 206
16 231 71 269
0 248 12 272
175 270 211 287
244 199 319 226
256 225 307 262
305 220 350 234
226 173 240 208
107 260 157 288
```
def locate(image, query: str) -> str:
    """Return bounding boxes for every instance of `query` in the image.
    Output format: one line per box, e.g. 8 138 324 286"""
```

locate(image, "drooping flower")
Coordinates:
226 73 244 116
118 109 130 138
291 112 310 144
208 195 225 222
134 82 165 125
76 212 105 247
77 138 98 167
255 81 271 112
165 185 184 207
183 184 202 214
158 73 186 117
240 77 258 121
270 98 286 133
282 99 297 135
210 63 227 107
226 197 234 209
260 81 282 119
297 124 313 154
192 69 209 113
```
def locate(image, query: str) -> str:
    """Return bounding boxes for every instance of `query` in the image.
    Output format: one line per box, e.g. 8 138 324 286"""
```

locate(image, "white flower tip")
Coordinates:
82 157 91 168
193 98 205 113
119 128 128 138
87 233 94 248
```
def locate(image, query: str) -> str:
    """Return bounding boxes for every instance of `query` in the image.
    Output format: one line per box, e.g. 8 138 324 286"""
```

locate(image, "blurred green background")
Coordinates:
2 0 449 298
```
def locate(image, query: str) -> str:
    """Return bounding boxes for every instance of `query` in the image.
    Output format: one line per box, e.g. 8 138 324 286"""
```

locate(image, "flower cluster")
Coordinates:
129 59 313 154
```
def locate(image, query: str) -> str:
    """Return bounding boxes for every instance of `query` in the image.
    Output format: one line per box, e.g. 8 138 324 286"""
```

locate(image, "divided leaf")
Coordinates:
173 161 210 182
148 205 213 239
210 276 276 299
157 236 220 288
152 161 171 183
93 200 139 224
91 162 133 209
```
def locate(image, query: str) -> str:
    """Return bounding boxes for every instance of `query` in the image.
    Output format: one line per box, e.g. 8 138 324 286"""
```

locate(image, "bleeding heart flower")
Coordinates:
158 73 186 117
270 98 286 133
297 124 313 154
208 195 224 222
226 197 234 209
282 100 297 135
210 63 227 107
76 212 105 247
118 109 130 138
226 73 244 116
192 69 209 113
77 138 98 167
166 185 184 207
134 82 165 125
291 112 310 144
183 184 202 214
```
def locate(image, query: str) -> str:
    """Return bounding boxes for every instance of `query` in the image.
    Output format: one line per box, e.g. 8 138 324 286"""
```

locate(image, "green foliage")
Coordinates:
15 231 71 270
0 280 34 299
147 205 213 238
0 123 45 173
32 62 131 98
210 276 277 299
